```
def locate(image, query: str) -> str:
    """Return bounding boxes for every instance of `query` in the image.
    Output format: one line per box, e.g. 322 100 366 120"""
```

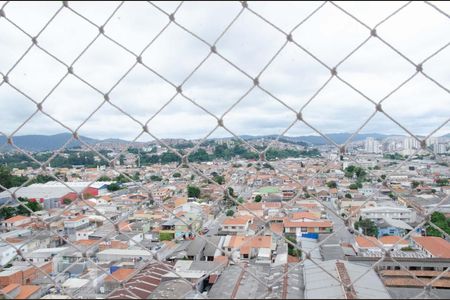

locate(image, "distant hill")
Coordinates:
239 133 390 145
289 133 389 145
0 133 134 152
1 132 448 153
0 133 99 152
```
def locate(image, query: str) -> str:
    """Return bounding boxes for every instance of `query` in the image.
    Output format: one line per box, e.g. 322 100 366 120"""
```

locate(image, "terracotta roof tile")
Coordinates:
105 268 135 282
413 236 450 258
355 236 380 248
378 236 408 245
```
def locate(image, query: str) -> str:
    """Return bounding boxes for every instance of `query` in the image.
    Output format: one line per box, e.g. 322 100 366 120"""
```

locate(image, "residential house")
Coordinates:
221 216 253 234
0 216 32 232
412 236 450 258
360 206 416 223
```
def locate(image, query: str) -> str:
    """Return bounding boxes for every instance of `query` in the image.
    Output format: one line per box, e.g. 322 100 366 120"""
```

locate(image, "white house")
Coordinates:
360 206 416 223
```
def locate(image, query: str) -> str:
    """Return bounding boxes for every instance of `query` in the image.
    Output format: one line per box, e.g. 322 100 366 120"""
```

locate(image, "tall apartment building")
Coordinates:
364 137 381 154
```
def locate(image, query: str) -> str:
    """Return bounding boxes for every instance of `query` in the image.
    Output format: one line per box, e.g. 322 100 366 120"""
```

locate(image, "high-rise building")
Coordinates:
403 137 420 150
364 137 381 154
434 143 447 154
426 137 439 147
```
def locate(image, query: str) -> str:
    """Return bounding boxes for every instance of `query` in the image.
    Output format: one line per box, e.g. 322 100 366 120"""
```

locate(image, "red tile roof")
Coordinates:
355 236 380 248
413 236 450 258
378 236 408 245
3 215 30 223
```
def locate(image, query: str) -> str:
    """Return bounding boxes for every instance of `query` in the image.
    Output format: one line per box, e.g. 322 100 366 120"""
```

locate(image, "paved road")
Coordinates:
205 212 225 235
323 200 355 244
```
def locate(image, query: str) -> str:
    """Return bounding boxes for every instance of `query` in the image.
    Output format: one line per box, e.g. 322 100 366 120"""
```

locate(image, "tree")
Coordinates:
426 212 450 237
150 175 163 181
436 178 449 186
286 236 301 257
115 174 131 183
411 181 420 189
349 184 359 190
119 154 125 165
62 198 72 205
226 209 234 217
187 185 201 198
213 175 225 185
254 195 262 202
345 193 352 199
173 172 181 178
0 165 28 190
97 175 111 181
107 183 121 192
237 197 244 204
0 207 16 219
326 181 337 189
354 218 378 237
16 199 42 216
227 187 236 198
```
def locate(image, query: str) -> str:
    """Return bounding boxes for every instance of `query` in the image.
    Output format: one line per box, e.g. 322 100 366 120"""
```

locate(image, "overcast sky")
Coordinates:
0 1 449 142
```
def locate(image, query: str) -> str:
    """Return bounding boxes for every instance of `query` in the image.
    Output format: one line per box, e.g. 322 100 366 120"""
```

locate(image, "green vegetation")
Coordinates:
226 209 234 217
344 165 367 189
97 175 112 181
266 148 320 160
114 173 131 183
354 218 378 237
1 140 321 171
172 172 181 178
349 183 360 190
411 180 420 188
150 175 163 182
400 246 415 251
436 178 449 186
344 165 367 179
107 183 121 192
0 165 28 190
62 198 72 205
286 236 301 257
159 232 175 241
345 193 352 199
0 207 16 219
383 153 405 160
254 195 262 202
213 175 225 185
326 181 337 189
425 212 450 238
187 185 201 198
0 197 43 219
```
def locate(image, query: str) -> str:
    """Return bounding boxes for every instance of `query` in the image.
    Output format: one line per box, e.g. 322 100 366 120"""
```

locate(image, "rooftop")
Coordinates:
412 236 450 258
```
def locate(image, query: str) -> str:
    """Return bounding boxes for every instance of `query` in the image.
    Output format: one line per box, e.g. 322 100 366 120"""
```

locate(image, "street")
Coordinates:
323 200 355 244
